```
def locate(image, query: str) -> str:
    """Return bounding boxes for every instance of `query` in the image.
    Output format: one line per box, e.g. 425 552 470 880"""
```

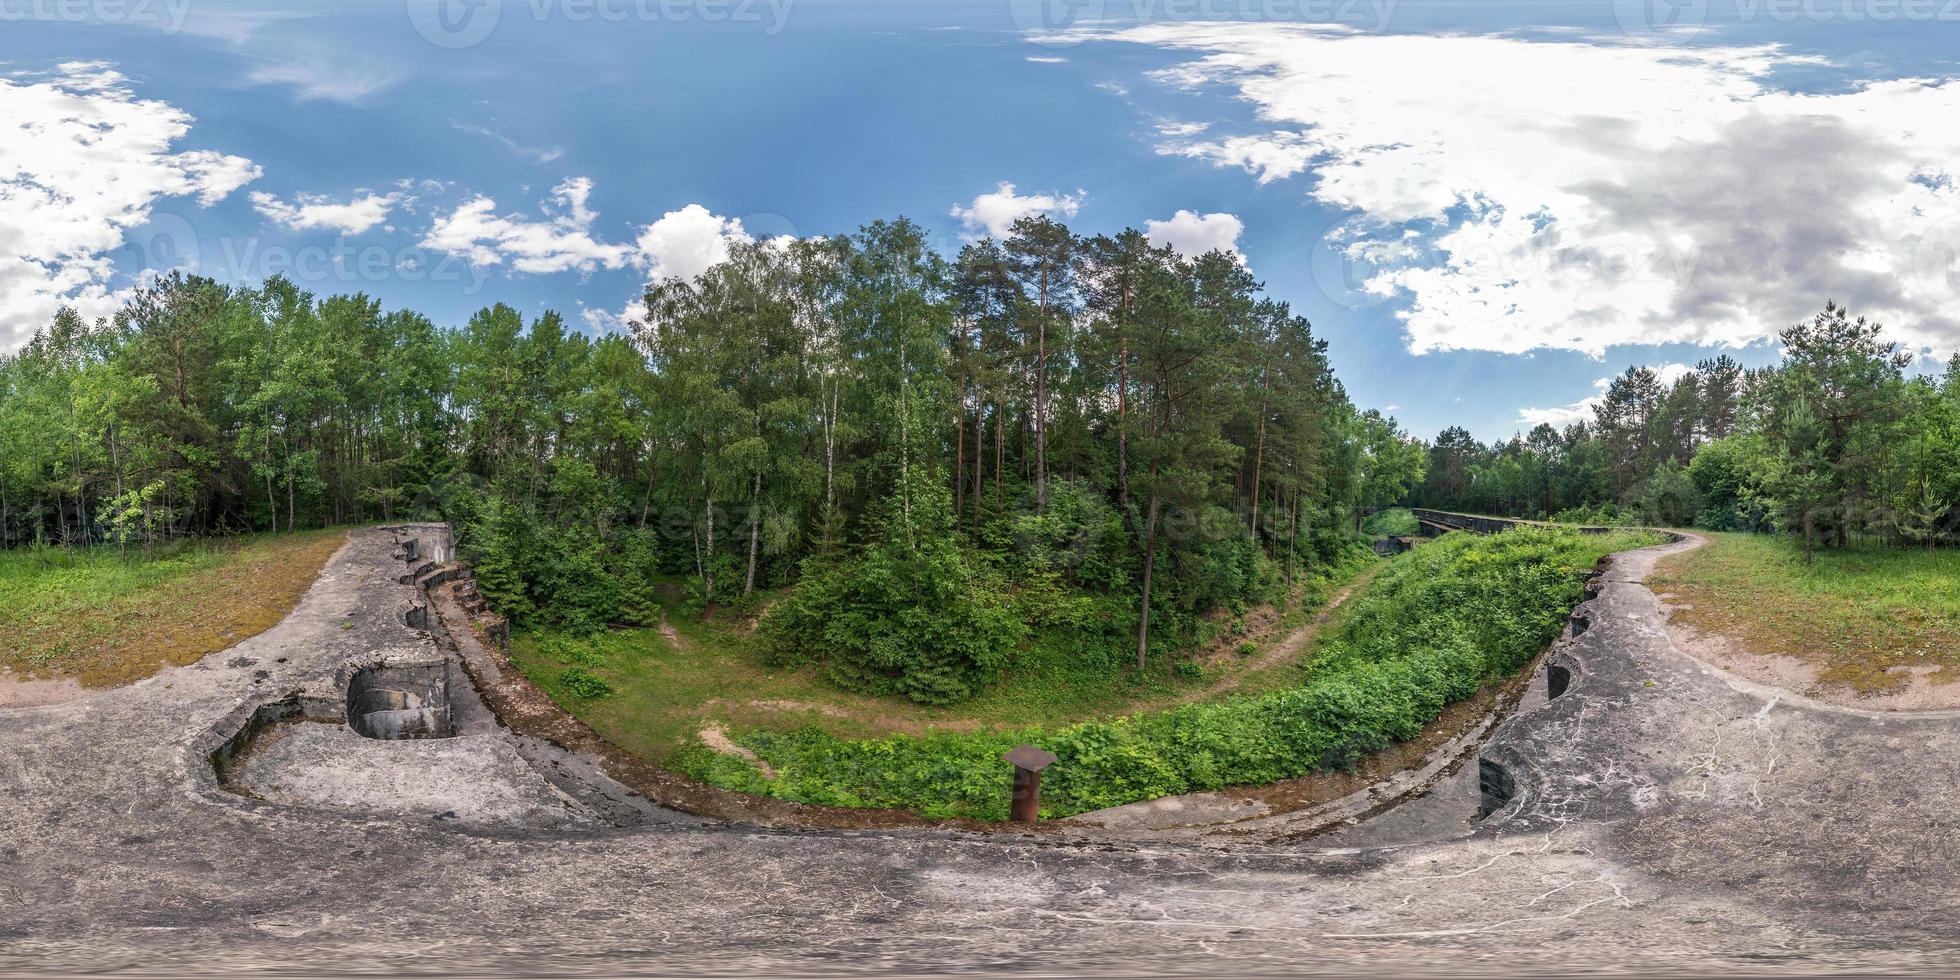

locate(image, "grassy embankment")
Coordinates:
1652 532 1960 693
518 525 1659 819
0 529 347 686
510 551 1381 762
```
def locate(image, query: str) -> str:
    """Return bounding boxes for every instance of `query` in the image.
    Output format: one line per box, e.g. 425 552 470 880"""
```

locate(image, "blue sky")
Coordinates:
5 0 1960 440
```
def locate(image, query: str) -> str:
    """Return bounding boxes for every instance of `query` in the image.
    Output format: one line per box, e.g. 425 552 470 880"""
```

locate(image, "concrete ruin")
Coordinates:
5 522 1960 975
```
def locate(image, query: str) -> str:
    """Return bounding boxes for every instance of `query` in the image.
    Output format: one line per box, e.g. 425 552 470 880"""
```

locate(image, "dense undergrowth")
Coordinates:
674 525 1661 819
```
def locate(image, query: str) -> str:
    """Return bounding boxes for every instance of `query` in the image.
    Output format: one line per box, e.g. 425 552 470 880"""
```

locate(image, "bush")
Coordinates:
761 486 1026 705
678 526 1660 818
557 665 614 699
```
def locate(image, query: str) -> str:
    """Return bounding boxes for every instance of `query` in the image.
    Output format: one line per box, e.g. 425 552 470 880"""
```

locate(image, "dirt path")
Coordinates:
656 607 688 652
1176 563 1384 704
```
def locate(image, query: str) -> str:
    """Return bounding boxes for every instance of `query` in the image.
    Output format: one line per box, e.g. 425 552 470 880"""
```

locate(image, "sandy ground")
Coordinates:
0 670 85 709
1658 590 1960 711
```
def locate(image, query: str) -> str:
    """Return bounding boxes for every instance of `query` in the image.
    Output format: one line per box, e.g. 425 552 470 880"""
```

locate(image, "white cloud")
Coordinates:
1026 56 1069 64
422 179 750 282
581 298 649 335
422 177 631 275
245 58 403 103
1155 120 1211 137
1143 210 1245 264
0 62 259 352
950 182 1083 239
1517 362 1693 427
251 190 403 235
1096 22 1960 358
634 204 749 283
451 121 564 164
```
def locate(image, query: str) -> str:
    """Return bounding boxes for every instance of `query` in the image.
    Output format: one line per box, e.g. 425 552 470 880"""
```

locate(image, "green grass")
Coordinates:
1361 507 1419 536
1652 532 1960 693
509 555 1382 764
0 529 348 686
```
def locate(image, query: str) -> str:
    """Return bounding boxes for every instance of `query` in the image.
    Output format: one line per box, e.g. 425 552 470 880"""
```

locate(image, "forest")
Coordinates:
1410 302 1960 558
0 216 1427 704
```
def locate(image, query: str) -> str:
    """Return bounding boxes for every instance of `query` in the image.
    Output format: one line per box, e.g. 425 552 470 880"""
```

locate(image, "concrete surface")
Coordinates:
4 525 1960 976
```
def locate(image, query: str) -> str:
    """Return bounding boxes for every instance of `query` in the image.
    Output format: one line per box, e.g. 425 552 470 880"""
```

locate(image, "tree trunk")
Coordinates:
638 449 657 529
971 389 986 526
823 382 839 550
1116 328 1130 512
744 469 762 597
1034 274 1049 514
1249 375 1270 536
703 489 716 600
994 394 1004 501
1135 493 1161 672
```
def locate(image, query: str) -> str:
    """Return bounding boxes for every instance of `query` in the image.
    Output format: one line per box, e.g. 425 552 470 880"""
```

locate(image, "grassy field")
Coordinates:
509 557 1381 764
1652 532 1960 693
0 529 348 686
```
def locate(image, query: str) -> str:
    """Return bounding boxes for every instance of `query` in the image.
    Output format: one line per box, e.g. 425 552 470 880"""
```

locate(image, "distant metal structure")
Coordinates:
1001 744 1058 822
1410 508 1613 537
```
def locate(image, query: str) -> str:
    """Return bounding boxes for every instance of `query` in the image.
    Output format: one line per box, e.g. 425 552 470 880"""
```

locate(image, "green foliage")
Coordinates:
1413 307 1960 550
556 665 615 699
762 486 1025 705
678 526 1655 818
1361 507 1419 537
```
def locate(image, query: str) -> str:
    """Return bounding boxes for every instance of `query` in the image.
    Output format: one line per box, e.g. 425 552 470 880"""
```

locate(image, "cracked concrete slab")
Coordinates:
4 525 1960 976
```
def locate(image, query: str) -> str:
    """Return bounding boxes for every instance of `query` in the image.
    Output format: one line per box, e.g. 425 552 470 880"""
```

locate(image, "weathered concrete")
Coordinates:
5 525 1960 975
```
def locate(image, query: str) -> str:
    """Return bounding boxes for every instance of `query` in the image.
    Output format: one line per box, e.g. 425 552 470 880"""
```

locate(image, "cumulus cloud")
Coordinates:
0 62 259 352
1143 210 1246 264
422 179 751 282
634 204 749 282
251 190 403 235
1094 22 1960 357
950 182 1083 239
1516 363 1693 428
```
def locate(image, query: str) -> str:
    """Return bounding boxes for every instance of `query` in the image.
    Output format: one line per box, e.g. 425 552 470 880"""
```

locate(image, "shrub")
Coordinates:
556 665 614 699
761 486 1026 705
